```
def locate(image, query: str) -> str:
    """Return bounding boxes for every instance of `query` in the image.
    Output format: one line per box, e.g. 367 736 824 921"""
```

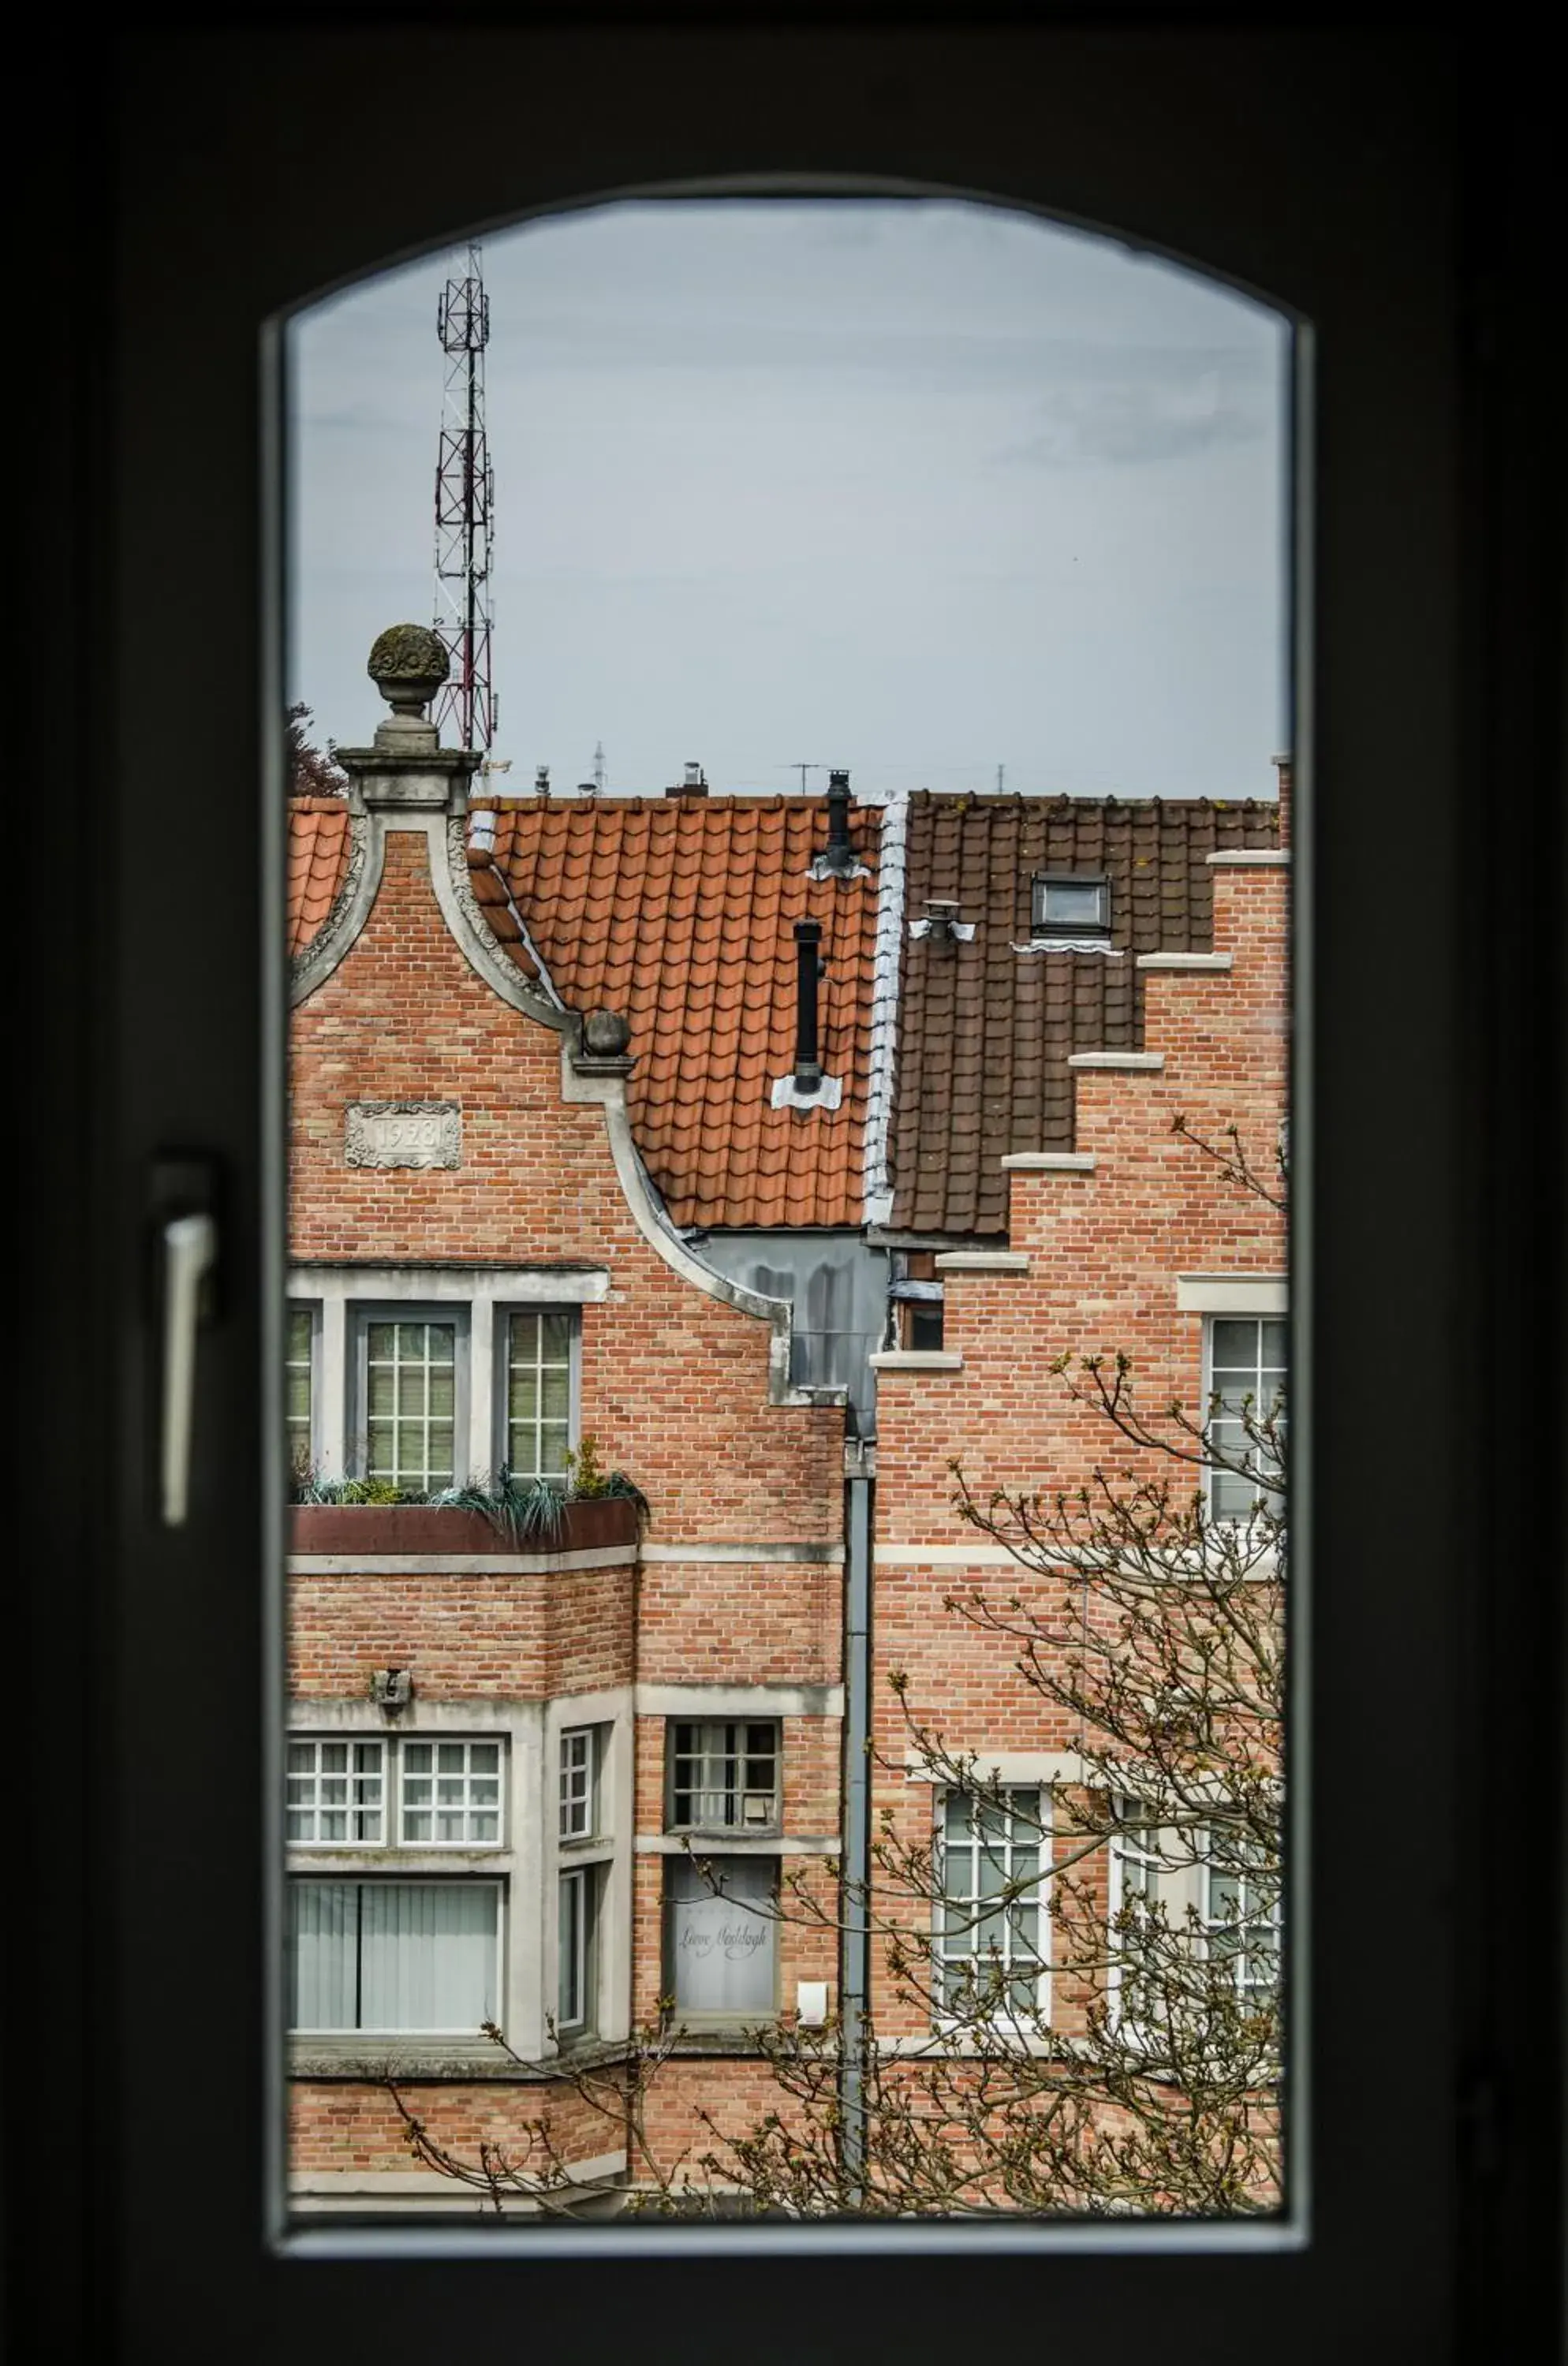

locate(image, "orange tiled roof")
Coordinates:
286 797 353 959
473 796 880 1230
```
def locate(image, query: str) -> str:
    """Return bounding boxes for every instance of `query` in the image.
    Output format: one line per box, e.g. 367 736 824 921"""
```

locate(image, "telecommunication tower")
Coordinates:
432 243 498 754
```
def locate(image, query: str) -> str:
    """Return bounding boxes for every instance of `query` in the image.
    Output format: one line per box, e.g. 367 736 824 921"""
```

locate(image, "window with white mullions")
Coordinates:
559 1727 598 1841
1206 1314 1287 1519
1204 1827 1280 2010
399 1739 504 1845
667 1720 779 1831
286 1737 385 1844
286 1304 315 1475
936 1786 1048 2016
286 1880 499 2032
558 1864 597 2036
1109 1797 1165 2029
506 1309 573 1483
364 1319 457 1491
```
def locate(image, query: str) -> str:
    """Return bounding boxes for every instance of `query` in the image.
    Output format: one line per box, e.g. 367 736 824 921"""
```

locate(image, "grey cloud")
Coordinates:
993 369 1272 467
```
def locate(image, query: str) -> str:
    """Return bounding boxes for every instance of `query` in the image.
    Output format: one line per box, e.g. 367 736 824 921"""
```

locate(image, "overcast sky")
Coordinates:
288 199 1288 804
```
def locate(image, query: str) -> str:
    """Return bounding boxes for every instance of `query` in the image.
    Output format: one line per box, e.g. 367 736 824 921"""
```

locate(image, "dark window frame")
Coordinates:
17 20 1561 2366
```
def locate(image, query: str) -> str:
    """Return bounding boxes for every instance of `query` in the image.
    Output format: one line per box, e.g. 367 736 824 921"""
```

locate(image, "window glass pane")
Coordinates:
667 1857 775 2013
285 194 1291 2220
365 1319 457 1489
287 1882 360 2029
357 1883 498 2031
507 1311 576 1481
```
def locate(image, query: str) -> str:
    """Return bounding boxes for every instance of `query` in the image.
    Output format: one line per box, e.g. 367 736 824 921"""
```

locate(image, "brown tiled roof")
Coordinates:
890 793 1280 1238
286 797 353 960
474 797 880 1232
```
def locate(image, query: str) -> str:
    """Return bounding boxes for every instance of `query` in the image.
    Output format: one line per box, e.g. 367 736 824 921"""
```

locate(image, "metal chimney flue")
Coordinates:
822 769 856 874
793 920 823 1090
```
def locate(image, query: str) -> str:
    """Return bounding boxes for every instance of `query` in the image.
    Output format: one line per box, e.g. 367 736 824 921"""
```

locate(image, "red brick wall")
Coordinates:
288 815 847 2181
289 1560 637 1700
869 862 1287 2037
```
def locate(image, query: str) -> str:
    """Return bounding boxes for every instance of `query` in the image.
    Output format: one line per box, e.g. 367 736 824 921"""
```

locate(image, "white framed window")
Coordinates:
398 1738 505 1845
1109 1797 1165 2030
286 1879 500 2032
286 1737 385 1844
287 1733 505 1849
935 1786 1048 2017
349 1311 467 1491
558 1727 600 1842
665 1856 778 2020
557 1864 598 2036
286 1302 318 1476
504 1308 575 1483
1204 1825 1280 2010
1205 1314 1286 1520
666 1720 780 1832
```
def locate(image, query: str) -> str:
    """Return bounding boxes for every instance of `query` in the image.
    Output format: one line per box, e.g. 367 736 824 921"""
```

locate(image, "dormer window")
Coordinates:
1032 872 1111 937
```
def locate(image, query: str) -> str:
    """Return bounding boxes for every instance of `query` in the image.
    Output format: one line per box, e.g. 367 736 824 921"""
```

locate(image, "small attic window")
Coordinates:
1032 872 1111 936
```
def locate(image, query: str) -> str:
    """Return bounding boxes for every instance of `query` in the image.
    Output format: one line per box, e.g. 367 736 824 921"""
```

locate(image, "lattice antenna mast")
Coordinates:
433 242 497 754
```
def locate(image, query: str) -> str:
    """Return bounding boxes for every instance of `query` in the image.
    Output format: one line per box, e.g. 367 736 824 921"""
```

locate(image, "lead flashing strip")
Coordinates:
862 792 909 1225
1000 1151 1096 1172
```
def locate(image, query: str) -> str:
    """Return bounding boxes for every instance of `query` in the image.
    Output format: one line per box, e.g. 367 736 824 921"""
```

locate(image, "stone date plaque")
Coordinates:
345 1102 461 1170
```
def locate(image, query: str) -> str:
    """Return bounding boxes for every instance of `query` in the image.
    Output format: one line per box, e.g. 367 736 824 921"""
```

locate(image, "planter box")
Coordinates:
289 1496 641 1557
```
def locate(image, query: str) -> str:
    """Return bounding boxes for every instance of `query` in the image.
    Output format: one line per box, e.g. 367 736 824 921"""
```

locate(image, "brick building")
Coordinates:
284 625 1286 2213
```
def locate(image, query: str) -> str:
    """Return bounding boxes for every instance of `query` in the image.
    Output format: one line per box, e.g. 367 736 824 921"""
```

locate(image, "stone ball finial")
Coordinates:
583 1009 633 1058
368 625 450 717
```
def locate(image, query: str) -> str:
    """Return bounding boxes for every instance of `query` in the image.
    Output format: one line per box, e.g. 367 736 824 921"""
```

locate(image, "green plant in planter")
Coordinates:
290 1465 408 1506
565 1436 609 1497
290 1450 648 1538
566 1437 651 1528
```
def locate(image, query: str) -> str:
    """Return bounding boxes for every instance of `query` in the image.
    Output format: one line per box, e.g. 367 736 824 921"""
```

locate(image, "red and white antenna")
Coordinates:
432 241 497 755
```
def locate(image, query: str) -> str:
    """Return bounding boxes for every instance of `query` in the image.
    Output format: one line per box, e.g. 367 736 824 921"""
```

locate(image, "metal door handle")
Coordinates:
159 1206 218 1527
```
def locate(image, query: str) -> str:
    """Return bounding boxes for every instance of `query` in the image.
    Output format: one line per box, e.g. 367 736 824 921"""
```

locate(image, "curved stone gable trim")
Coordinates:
435 814 567 1036
559 1036 838 1415
288 808 375 1005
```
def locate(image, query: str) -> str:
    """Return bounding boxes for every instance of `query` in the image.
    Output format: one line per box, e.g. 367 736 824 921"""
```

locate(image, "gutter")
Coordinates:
840 1440 874 2199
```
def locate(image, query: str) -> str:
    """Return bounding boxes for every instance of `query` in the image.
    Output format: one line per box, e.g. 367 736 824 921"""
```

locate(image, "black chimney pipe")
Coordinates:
793 920 823 1090
823 769 854 872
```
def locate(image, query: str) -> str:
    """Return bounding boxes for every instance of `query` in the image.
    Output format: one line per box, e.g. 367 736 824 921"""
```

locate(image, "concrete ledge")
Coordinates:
289 1547 635 1576
1066 1051 1165 1071
1000 1151 1096 1172
934 1250 1032 1274
634 1682 844 1719
633 1834 838 1856
1176 1272 1287 1314
1207 849 1290 867
868 1350 965 1372
290 2155 627 2208
639 1541 844 1566
1137 951 1234 971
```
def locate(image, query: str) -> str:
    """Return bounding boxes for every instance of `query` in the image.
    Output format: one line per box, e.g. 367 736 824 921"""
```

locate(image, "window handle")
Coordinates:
151 1159 220 1527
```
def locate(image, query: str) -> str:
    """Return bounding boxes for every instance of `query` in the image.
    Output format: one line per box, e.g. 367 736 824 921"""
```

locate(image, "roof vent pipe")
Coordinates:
822 769 856 874
666 760 709 799
793 920 823 1091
